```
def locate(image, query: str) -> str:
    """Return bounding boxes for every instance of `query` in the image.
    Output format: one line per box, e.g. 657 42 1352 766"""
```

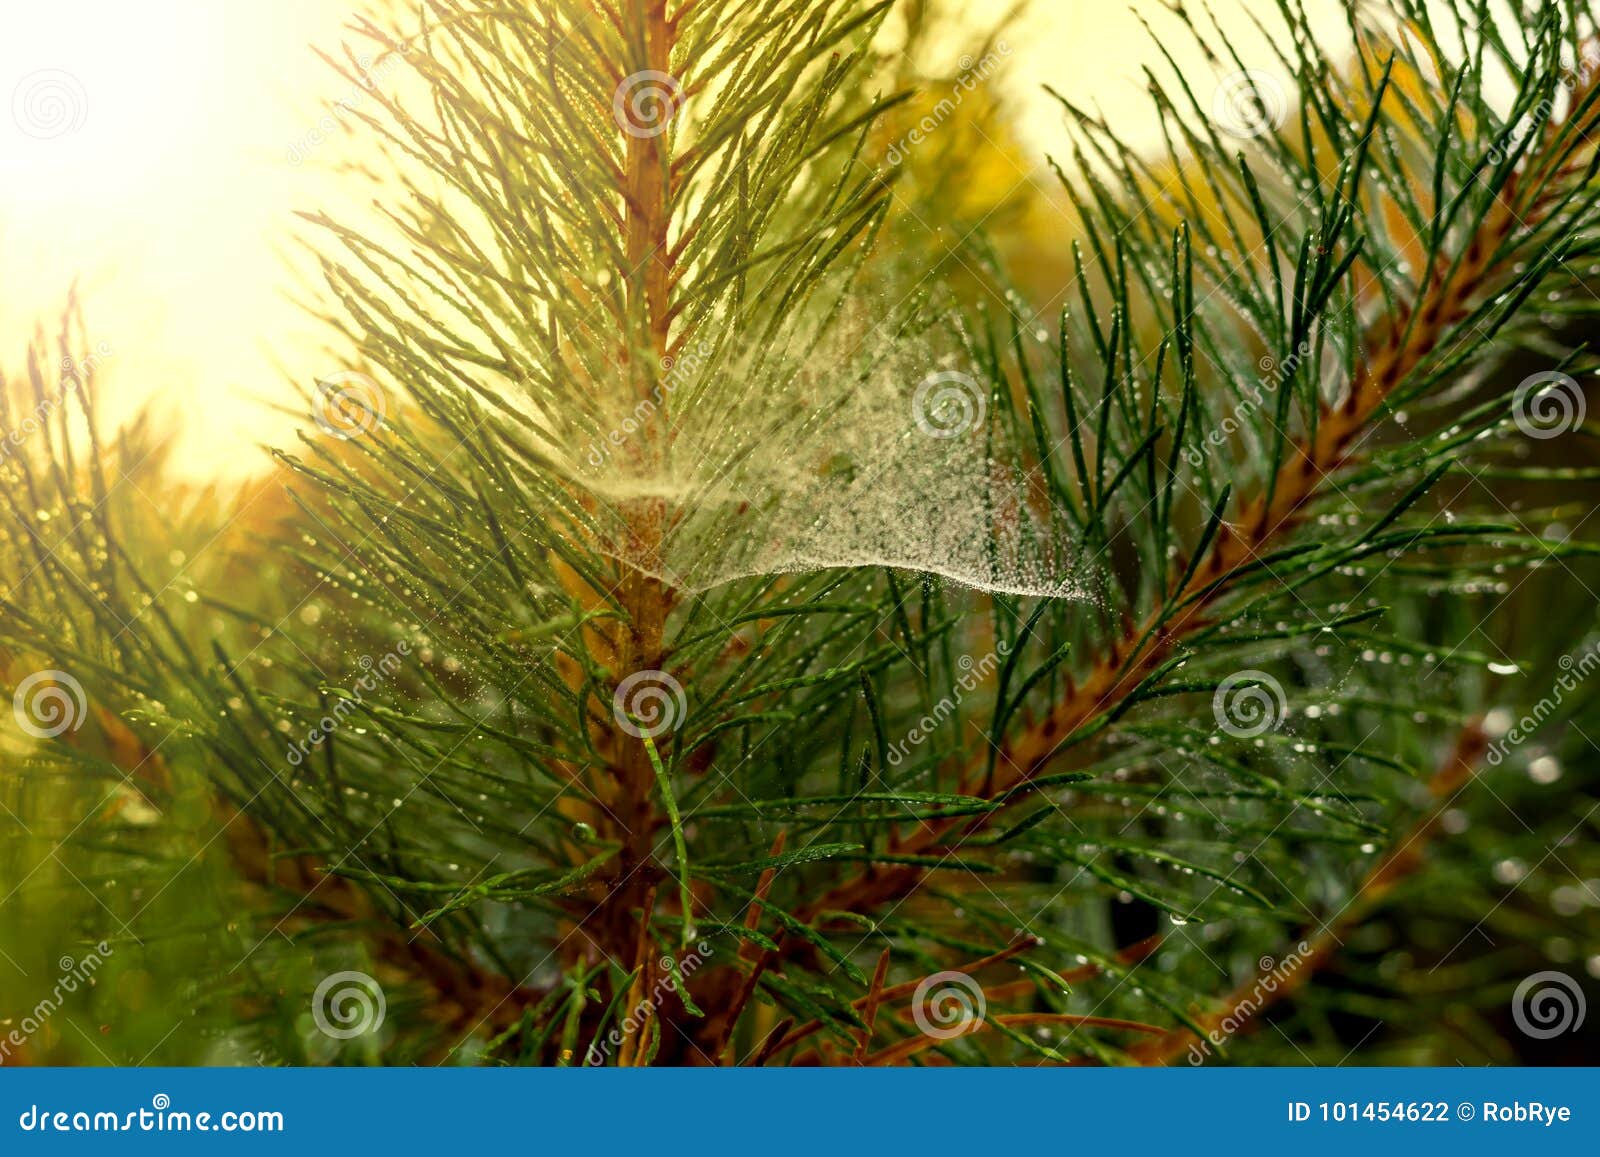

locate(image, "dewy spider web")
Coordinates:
559 313 1089 599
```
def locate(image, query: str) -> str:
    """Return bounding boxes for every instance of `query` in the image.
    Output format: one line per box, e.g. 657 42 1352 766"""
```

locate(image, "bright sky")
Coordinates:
0 1 360 478
0 1 1332 481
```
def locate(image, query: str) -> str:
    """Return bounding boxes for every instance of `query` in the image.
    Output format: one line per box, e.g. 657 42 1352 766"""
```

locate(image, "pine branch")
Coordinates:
95 713 543 1043
750 932 1162 1064
12 0 1593 1066
776 67 1591 937
654 13 1600 1061
1129 716 1489 1065
557 0 683 988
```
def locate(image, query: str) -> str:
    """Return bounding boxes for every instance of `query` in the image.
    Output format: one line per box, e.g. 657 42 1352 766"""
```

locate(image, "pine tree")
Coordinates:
2 0 1598 1066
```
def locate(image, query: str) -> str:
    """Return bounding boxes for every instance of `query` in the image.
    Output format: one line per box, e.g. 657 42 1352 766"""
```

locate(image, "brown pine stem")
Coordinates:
699 831 787 1062
577 0 683 986
746 935 1159 1065
861 1014 1165 1067
615 884 660 1067
750 935 1042 1063
851 949 894 1063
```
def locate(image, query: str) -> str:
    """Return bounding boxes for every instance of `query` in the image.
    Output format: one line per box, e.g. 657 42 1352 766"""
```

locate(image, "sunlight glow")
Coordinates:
0 0 357 476
0 0 1327 481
